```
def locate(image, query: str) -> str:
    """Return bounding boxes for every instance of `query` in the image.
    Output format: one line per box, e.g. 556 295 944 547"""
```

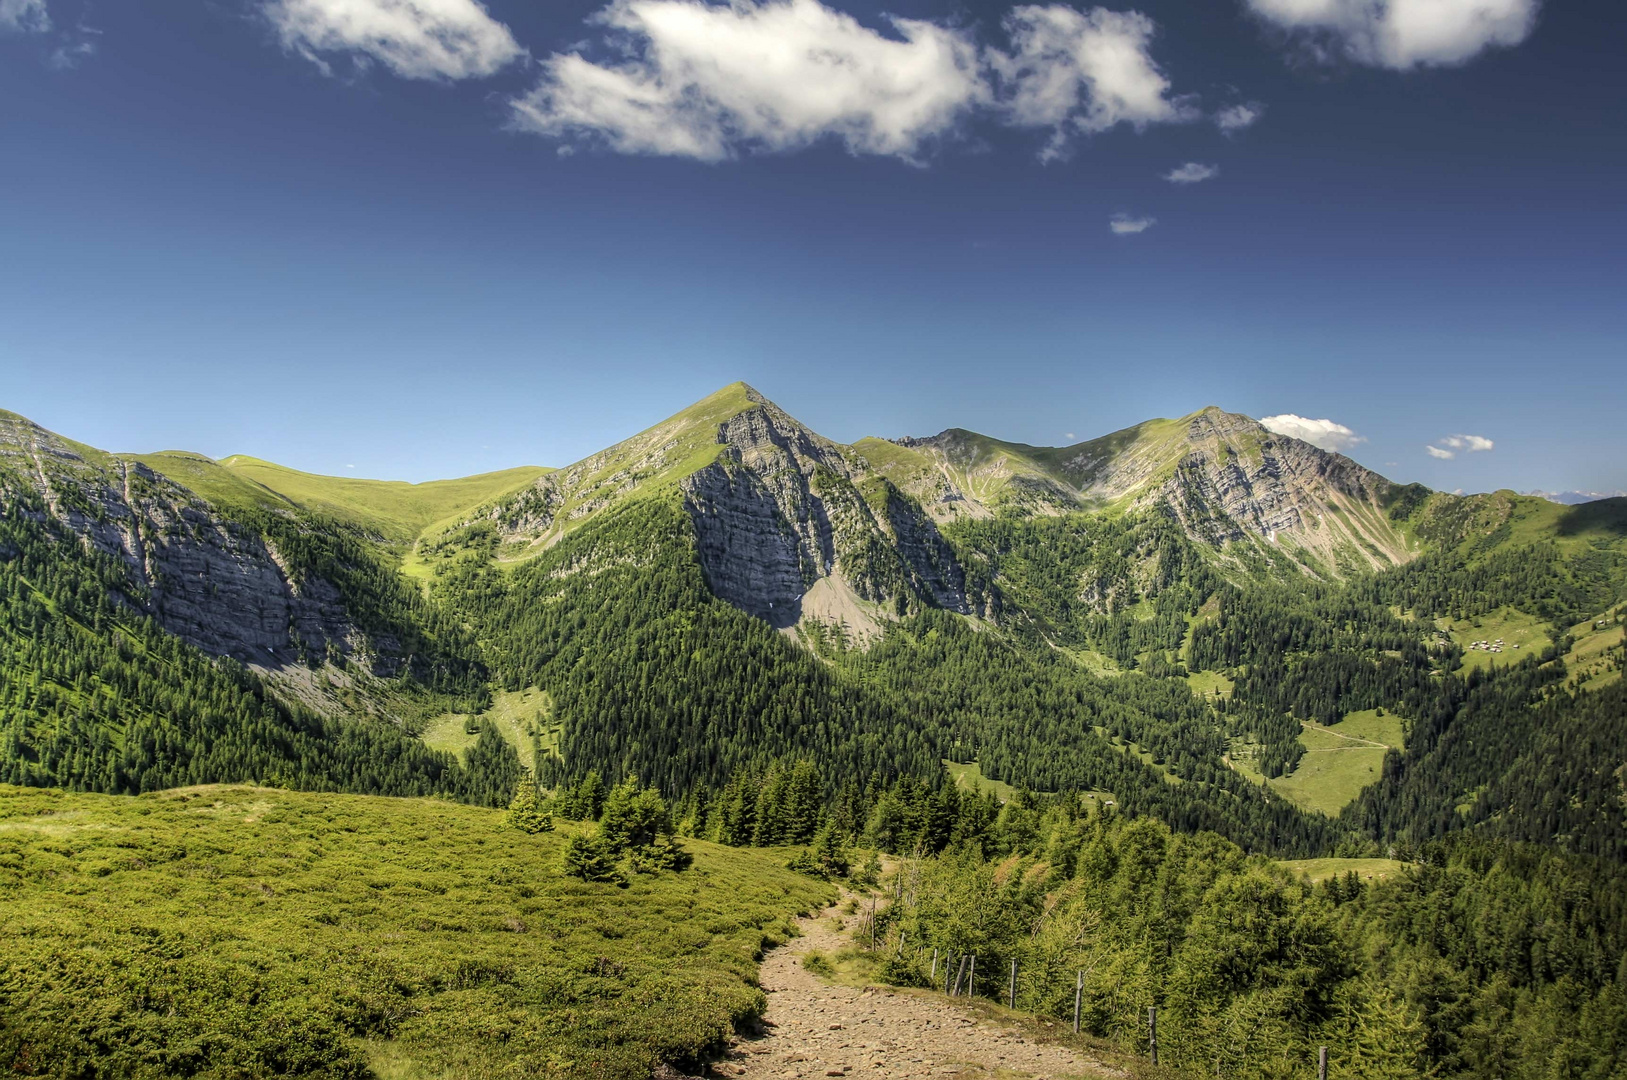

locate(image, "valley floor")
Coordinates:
720 890 1120 1080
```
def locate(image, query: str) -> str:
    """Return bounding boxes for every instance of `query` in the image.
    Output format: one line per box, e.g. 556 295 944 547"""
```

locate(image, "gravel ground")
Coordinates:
709 896 1121 1080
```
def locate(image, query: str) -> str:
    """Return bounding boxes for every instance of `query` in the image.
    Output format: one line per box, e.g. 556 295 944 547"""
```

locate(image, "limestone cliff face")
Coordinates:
0 412 393 673
678 399 967 625
878 407 1412 575
1120 409 1409 571
471 386 969 630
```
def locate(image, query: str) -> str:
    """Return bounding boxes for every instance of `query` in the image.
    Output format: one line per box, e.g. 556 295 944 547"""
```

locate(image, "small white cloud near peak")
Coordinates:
1109 213 1155 234
1215 102 1262 132
1165 162 1217 183
0 0 50 33
1260 414 1366 452
266 0 525 80
1426 434 1493 459
1246 0 1539 69
1426 445 1456 459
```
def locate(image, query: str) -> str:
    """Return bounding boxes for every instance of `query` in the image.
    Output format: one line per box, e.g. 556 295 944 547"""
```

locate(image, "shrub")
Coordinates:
628 836 693 874
801 951 834 976
876 952 928 987
562 830 625 884
786 848 827 878
506 780 554 835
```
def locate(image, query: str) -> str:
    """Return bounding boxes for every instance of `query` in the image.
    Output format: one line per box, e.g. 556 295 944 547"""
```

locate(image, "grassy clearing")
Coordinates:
944 760 1041 804
1277 857 1407 883
1060 645 1121 676
1230 710 1404 817
1184 668 1234 701
421 688 555 773
1435 606 1549 673
1095 728 1185 786
1563 610 1625 691
0 784 831 1080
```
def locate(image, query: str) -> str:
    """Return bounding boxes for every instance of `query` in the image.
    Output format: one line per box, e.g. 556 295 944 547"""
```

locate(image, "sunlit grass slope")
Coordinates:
420 688 557 773
0 784 832 1080
1232 710 1405 818
137 451 550 544
1277 857 1406 883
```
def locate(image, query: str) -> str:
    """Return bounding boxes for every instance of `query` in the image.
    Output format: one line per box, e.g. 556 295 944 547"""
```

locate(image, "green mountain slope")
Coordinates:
136 451 550 544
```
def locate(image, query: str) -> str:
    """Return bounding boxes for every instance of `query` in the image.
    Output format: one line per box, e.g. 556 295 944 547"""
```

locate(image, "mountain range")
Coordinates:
1 383 1623 861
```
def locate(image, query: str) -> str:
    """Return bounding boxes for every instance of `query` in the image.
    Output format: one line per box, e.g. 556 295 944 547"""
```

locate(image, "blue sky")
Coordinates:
1 0 1622 495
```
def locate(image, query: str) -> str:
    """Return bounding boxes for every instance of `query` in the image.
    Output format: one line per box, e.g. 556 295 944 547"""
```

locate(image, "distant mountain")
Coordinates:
446 387 1421 640
864 405 1416 575
1526 489 1627 505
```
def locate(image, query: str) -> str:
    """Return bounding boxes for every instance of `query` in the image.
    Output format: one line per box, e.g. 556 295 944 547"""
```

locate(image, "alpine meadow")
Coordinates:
2 385 1624 1079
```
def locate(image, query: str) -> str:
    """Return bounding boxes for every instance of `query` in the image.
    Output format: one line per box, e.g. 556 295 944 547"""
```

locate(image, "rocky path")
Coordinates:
710 896 1119 1080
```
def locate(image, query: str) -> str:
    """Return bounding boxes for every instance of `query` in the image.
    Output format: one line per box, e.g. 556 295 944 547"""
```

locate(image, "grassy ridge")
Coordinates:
136 452 550 544
0 784 832 1080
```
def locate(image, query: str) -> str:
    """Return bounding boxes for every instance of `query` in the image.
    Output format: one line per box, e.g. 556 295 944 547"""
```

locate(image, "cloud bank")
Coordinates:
1245 0 1539 68
1260 414 1366 452
266 0 525 80
1164 161 1217 183
512 0 1199 162
0 0 49 33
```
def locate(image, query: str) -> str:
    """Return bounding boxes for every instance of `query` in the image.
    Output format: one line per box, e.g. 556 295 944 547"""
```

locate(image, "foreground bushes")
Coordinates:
0 784 831 1079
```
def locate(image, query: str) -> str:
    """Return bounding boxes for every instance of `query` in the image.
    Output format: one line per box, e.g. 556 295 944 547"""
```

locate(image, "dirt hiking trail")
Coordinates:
708 893 1123 1080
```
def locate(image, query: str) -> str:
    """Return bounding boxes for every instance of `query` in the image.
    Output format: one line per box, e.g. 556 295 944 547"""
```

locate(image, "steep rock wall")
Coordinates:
0 414 387 672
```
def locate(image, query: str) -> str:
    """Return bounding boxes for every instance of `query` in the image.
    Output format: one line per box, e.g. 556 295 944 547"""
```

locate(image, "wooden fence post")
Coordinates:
1009 958 1017 1009
1073 971 1082 1034
1318 1046 1328 1080
969 954 976 998
955 954 968 996
930 948 938 980
869 897 876 950
1149 1006 1158 1066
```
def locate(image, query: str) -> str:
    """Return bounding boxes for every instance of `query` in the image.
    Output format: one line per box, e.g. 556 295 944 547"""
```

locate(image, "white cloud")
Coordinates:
992 5 1194 161
1109 213 1154 234
266 0 524 80
1215 101 1261 132
1164 161 1217 183
1439 433 1494 452
1245 0 1539 68
1260 414 1367 452
1426 444 1455 459
513 0 1196 163
0 0 50 33
512 0 986 162
48 37 96 68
